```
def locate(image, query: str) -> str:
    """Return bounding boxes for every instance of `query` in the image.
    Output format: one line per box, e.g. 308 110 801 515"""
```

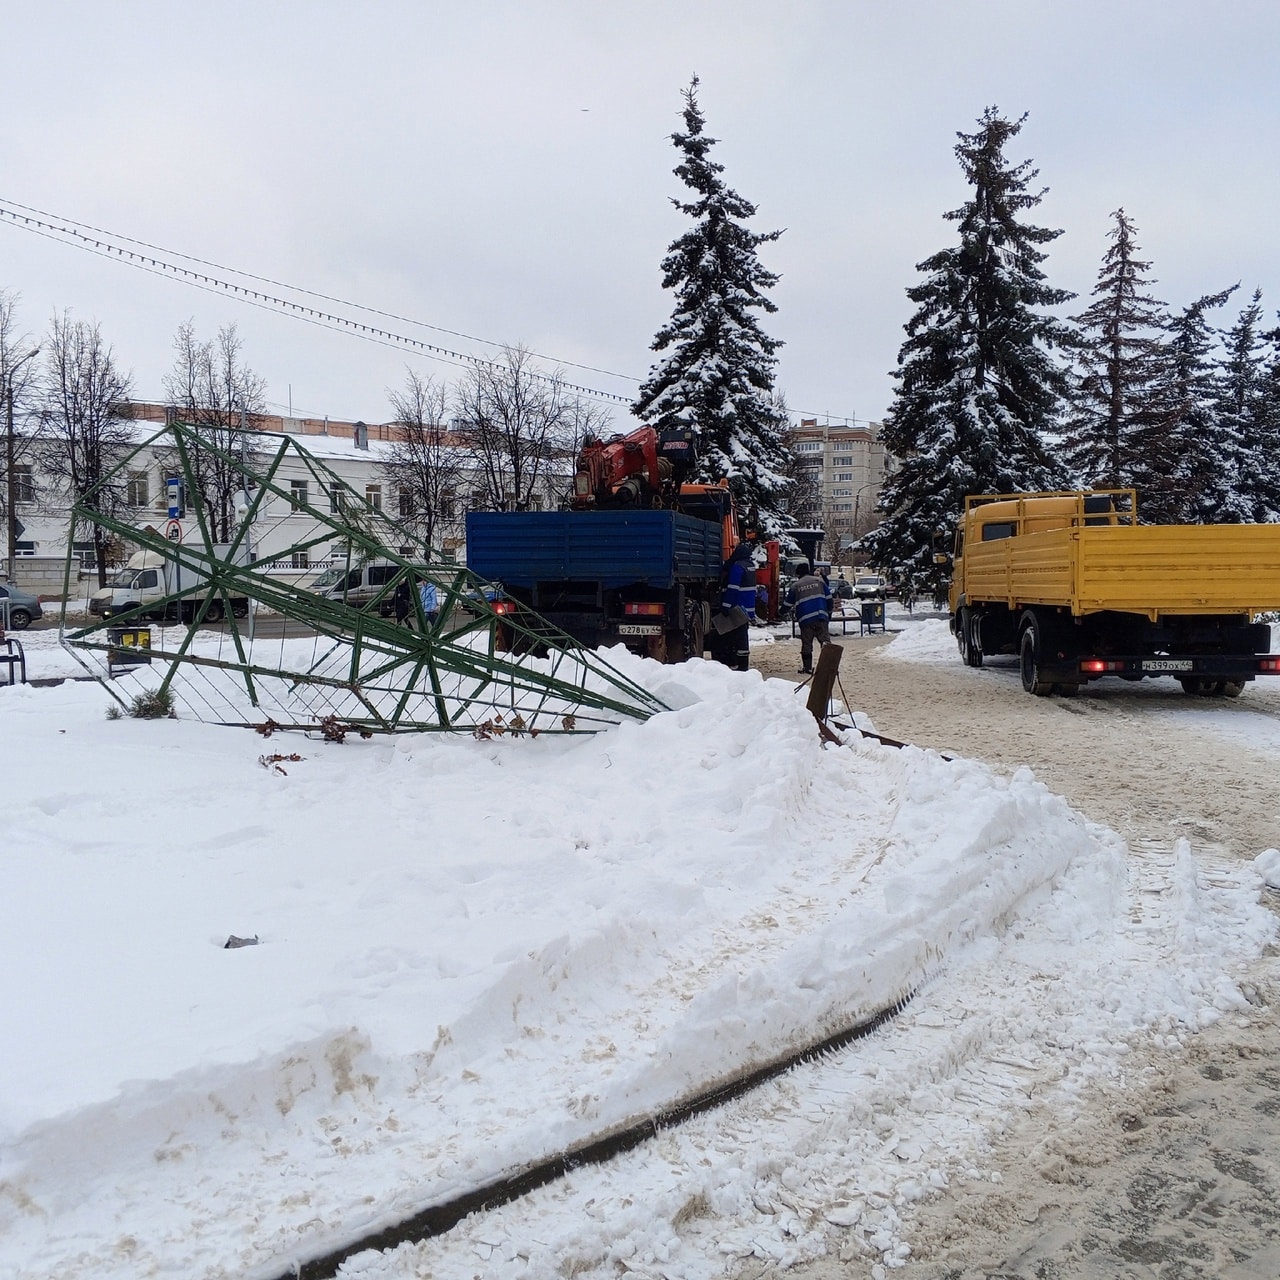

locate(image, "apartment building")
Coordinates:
787 418 892 557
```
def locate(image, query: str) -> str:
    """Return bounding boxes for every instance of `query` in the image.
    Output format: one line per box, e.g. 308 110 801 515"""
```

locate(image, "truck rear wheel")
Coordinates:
957 607 983 668
1019 614 1055 696
684 605 706 663
203 600 225 623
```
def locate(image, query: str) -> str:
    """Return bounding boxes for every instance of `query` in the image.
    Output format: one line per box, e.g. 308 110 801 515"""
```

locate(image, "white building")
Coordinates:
4 406 564 597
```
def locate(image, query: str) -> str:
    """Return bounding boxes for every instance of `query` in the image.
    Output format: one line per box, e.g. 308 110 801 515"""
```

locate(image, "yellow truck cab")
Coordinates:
945 490 1280 697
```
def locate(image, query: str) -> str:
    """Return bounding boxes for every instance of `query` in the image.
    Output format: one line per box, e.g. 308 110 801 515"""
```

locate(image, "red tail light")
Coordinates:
1260 657 1280 673
1080 659 1124 674
624 602 665 616
492 600 514 615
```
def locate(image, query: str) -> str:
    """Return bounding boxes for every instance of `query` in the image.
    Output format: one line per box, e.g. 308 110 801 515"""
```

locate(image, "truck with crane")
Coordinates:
943 489 1280 696
465 424 768 664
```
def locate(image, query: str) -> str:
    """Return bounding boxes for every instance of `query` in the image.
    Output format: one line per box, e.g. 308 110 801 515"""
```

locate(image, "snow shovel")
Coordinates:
710 605 750 634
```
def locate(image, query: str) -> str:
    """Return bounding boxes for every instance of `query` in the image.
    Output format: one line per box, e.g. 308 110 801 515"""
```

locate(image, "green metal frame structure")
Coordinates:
60 421 666 733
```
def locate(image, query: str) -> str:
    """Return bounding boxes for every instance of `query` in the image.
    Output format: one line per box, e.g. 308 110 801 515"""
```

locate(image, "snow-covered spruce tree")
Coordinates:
1257 314 1280 517
1061 210 1170 509
1215 289 1277 521
860 108 1074 601
1151 286 1245 524
633 77 791 538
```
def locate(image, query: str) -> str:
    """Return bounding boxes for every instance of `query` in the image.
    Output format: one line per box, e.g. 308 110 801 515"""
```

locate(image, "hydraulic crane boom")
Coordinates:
570 425 698 509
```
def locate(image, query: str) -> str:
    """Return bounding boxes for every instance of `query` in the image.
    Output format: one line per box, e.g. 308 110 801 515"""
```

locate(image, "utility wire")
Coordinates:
0 197 640 386
0 199 629 405
0 195 872 426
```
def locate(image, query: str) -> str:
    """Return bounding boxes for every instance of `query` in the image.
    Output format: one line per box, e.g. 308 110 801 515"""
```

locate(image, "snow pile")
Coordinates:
1256 847 1280 890
0 628 1274 1279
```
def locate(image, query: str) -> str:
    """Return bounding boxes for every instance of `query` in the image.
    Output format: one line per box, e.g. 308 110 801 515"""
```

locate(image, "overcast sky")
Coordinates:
3 1 1279 430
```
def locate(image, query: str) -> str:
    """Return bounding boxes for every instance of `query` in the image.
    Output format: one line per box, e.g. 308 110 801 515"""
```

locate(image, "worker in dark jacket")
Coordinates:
719 541 756 671
393 577 412 627
791 561 832 674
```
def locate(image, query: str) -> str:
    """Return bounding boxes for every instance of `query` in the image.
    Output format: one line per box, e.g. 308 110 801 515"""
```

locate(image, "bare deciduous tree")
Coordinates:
453 345 581 511
382 368 469 553
36 312 135 587
161 321 268 541
1 288 42 569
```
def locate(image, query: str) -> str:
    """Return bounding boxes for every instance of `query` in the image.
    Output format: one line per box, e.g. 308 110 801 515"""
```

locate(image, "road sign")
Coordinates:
165 519 183 543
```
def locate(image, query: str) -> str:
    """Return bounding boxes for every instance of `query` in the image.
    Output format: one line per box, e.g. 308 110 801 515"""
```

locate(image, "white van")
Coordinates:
304 560 421 615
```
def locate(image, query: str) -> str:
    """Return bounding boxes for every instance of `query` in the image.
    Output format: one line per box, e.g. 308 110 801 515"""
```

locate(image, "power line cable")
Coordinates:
0 197 642 387
0 195 871 425
0 199 628 405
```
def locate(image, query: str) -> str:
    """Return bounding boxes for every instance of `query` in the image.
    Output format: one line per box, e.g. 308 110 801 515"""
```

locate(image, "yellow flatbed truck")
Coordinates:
944 490 1280 696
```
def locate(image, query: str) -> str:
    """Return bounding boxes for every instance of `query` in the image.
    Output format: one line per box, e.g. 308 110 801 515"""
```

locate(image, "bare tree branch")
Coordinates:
382 368 469 553
35 311 135 587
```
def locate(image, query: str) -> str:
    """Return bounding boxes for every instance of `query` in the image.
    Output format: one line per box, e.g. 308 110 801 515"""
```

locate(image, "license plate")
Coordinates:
617 623 662 636
1143 658 1193 673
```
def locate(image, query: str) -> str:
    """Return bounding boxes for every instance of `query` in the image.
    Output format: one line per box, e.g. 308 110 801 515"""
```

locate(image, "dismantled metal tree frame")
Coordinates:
60 421 667 733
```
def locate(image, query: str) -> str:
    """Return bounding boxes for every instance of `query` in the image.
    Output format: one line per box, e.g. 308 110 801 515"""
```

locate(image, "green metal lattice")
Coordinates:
60 421 667 733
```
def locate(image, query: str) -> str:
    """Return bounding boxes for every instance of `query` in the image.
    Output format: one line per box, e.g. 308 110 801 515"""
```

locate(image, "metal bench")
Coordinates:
1 636 27 685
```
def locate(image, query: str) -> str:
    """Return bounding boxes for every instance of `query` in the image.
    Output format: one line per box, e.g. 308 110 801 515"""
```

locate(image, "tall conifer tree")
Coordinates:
1061 210 1169 502
1216 290 1276 520
861 108 1074 600
1256 315 1280 519
633 77 792 536
1152 286 1243 523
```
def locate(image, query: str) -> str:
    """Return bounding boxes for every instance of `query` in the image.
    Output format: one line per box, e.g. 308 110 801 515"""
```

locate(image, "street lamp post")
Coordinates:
852 481 881 546
3 346 40 582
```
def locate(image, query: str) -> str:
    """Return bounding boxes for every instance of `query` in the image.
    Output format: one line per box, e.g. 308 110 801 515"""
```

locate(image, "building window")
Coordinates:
126 470 149 508
14 464 34 504
833 503 853 512
398 488 414 517
290 479 309 511
73 541 98 570
15 540 36 556
366 484 382 512
796 441 822 453
440 491 456 519
834 455 853 466
832 487 852 497
326 484 345 514
836 472 853 482
291 550 310 569
470 490 486 511
441 546 458 563
526 495 542 512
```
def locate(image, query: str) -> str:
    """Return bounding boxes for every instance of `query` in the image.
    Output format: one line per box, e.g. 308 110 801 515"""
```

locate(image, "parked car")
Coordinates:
459 579 508 615
831 576 854 600
0 583 43 630
853 574 888 600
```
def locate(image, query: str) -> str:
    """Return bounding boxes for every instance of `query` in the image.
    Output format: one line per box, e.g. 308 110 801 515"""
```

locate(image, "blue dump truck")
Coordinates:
465 501 732 664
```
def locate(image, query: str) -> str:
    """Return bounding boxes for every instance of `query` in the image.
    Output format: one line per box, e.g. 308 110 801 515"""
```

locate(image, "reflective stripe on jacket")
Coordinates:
792 573 830 625
722 557 757 620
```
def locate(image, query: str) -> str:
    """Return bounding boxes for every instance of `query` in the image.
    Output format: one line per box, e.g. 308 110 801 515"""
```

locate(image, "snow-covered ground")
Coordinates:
1 617 1276 1279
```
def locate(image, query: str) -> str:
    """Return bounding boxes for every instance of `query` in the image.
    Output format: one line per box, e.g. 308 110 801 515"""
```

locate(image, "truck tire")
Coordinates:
203 600 225 623
232 600 249 619
684 606 706 663
1221 680 1245 698
957 607 983 668
1178 676 1213 696
1019 613 1055 696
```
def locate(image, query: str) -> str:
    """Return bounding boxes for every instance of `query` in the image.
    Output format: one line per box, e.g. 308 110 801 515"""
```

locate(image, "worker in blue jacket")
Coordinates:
719 540 756 671
790 561 832 674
